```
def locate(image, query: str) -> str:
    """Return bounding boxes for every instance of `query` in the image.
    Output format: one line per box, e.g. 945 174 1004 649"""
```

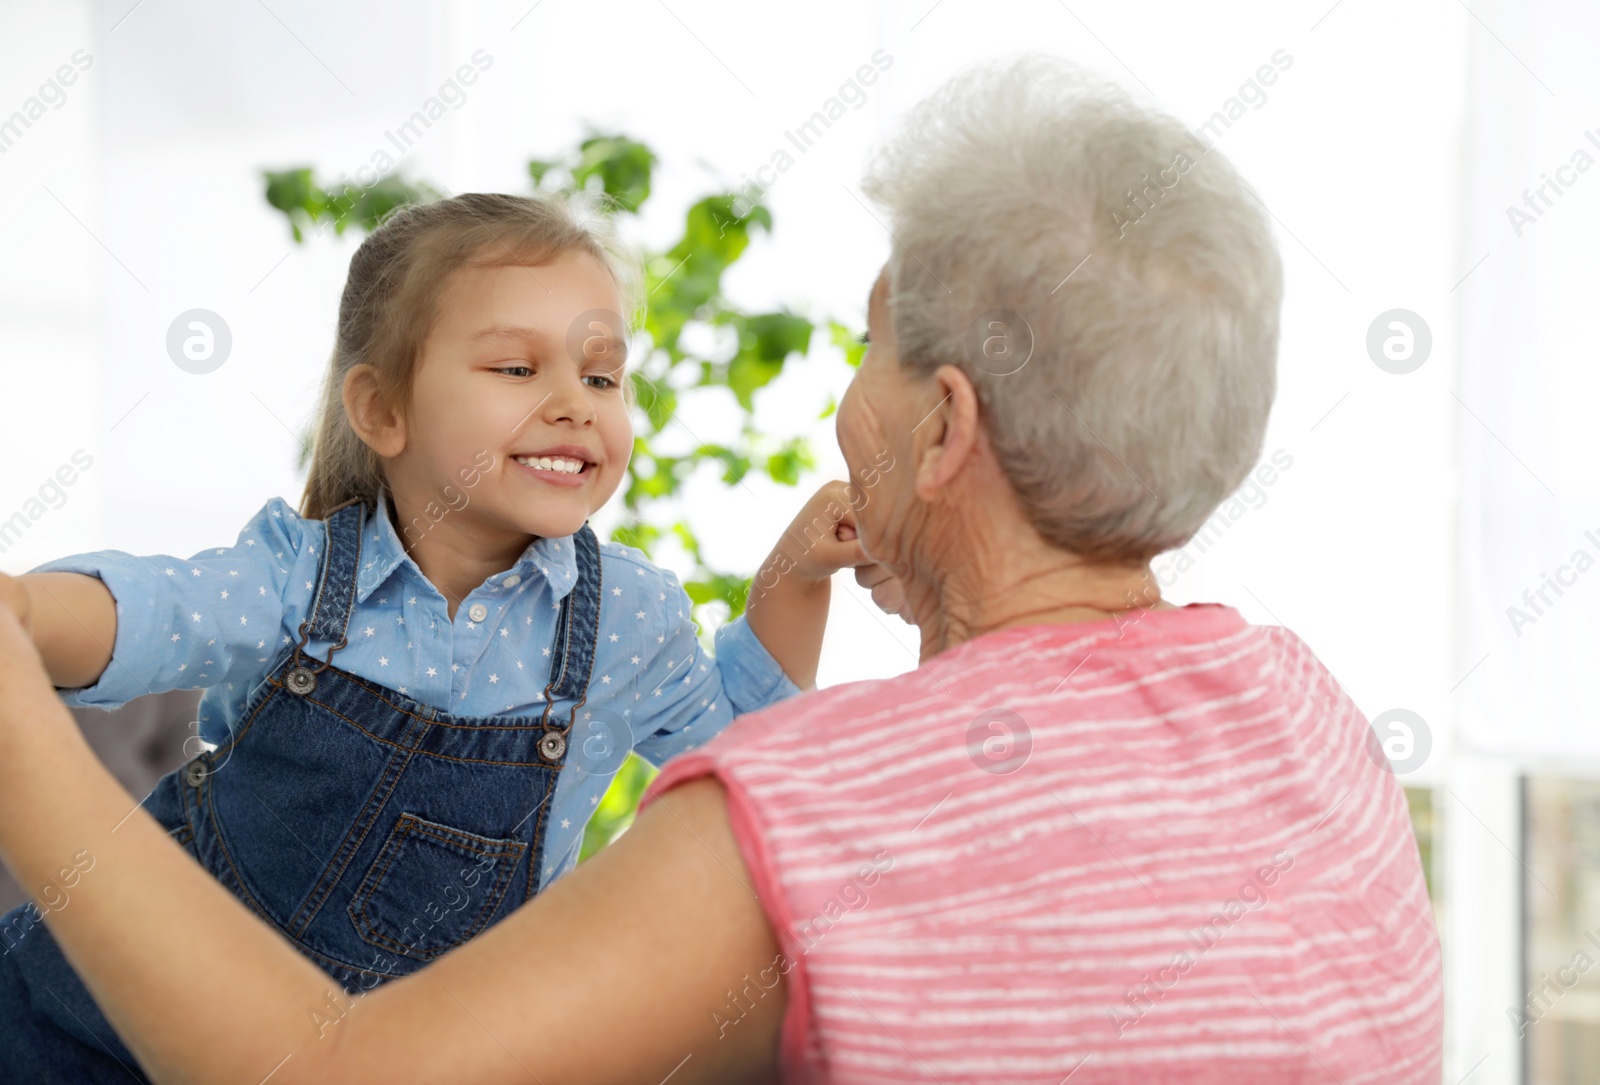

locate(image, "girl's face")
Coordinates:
399 249 634 541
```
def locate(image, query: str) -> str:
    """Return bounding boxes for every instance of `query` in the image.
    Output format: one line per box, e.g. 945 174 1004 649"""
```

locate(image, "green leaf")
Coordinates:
633 456 681 499
683 580 721 605
326 174 439 236
683 573 750 615
747 311 814 359
527 157 561 187
573 134 657 214
830 320 868 369
631 374 677 435
725 311 813 410
262 167 324 243
261 167 437 243
610 521 661 555
726 355 780 412
681 444 745 486
764 437 816 486
578 754 658 861
671 522 706 564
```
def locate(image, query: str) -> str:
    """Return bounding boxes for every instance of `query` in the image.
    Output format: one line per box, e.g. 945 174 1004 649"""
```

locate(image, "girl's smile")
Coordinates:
393 249 635 544
341 245 636 607
509 444 600 488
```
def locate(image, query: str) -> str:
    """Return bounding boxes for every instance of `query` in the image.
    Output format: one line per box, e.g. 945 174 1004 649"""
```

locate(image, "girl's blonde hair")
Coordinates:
298 190 642 521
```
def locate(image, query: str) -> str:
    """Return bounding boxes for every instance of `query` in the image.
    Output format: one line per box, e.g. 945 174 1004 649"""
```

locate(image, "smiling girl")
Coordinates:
0 191 863 1082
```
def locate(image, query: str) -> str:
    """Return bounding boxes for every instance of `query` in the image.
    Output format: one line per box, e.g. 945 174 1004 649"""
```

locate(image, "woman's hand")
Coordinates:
0 571 33 635
0 594 55 722
0 571 117 689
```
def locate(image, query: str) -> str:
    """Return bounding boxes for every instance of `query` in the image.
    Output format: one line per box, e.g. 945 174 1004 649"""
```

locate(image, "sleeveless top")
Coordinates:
640 604 1443 1084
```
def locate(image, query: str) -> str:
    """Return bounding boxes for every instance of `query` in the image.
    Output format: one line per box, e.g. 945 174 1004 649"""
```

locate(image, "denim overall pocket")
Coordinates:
183 498 601 984
346 812 528 962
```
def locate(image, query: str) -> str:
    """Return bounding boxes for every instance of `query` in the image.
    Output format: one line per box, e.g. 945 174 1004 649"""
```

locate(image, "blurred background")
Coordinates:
0 0 1594 1081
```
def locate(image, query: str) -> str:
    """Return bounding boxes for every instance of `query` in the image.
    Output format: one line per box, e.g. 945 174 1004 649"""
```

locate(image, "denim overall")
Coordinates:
0 497 602 1083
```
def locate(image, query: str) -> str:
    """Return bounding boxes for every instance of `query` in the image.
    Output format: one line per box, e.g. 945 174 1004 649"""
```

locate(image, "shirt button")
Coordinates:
503 575 521 588
468 603 488 622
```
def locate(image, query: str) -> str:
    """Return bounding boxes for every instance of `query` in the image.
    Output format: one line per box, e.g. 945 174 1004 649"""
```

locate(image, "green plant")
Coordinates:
263 132 863 858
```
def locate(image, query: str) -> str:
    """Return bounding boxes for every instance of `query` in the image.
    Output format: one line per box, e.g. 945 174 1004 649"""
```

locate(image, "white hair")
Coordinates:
861 53 1282 564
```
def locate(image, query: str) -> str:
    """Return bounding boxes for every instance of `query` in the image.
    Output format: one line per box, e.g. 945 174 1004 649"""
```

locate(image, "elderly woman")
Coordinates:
0 55 1439 1084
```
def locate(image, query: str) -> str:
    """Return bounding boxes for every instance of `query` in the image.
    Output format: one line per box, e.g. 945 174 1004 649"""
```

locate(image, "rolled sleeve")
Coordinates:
628 568 803 768
29 550 187 708
712 612 802 716
26 496 313 709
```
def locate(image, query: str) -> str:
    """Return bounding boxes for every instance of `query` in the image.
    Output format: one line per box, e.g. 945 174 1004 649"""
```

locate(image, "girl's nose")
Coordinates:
543 371 595 425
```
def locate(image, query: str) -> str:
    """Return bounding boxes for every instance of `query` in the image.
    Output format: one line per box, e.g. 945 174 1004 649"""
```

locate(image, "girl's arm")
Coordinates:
616 480 865 774
0 570 117 688
11 495 316 710
743 479 869 690
0 605 786 1085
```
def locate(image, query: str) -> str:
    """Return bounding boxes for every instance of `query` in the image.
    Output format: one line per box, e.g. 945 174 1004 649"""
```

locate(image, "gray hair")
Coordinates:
861 53 1282 564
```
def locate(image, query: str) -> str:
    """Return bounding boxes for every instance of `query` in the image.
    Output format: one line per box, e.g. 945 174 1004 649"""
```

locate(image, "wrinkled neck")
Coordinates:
894 503 1166 663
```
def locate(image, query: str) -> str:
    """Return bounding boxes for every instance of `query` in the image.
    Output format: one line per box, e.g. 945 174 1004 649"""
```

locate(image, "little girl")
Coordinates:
0 191 862 1082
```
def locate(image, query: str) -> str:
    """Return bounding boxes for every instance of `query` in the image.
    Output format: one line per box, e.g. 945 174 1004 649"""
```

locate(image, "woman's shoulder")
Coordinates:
692 605 1319 758
682 665 924 768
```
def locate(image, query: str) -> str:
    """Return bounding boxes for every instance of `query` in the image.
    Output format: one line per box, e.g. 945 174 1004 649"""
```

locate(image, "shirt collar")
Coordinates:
354 487 582 604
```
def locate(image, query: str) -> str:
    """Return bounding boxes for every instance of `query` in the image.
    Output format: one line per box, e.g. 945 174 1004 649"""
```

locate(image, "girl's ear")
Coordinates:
342 365 407 458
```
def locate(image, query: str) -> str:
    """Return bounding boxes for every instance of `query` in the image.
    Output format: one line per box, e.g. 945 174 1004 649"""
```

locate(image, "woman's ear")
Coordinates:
912 364 982 500
342 365 407 459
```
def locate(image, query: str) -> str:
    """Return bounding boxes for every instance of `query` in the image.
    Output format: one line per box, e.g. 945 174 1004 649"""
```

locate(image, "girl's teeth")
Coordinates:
519 456 584 474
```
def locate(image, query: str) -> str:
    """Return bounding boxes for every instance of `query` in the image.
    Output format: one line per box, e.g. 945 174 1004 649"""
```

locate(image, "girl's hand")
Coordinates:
745 480 874 690
855 562 914 624
0 572 32 635
770 479 872 585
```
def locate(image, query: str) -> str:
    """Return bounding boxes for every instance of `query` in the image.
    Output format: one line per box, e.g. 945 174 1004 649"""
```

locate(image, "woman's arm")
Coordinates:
0 570 117 688
0 607 787 1085
3 495 318 712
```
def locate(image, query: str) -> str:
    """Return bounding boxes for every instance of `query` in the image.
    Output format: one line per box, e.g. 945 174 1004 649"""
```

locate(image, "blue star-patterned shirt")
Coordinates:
28 489 801 890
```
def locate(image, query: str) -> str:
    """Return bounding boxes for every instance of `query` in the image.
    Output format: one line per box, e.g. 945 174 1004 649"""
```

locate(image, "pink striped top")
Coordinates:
640 603 1442 1083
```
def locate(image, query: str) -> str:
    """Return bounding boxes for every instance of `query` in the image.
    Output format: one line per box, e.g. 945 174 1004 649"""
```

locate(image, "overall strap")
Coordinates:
538 523 603 730
292 498 367 673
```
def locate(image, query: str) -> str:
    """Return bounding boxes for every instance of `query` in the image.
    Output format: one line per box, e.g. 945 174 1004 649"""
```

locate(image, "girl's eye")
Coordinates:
856 331 870 345
495 365 534 378
584 374 619 390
